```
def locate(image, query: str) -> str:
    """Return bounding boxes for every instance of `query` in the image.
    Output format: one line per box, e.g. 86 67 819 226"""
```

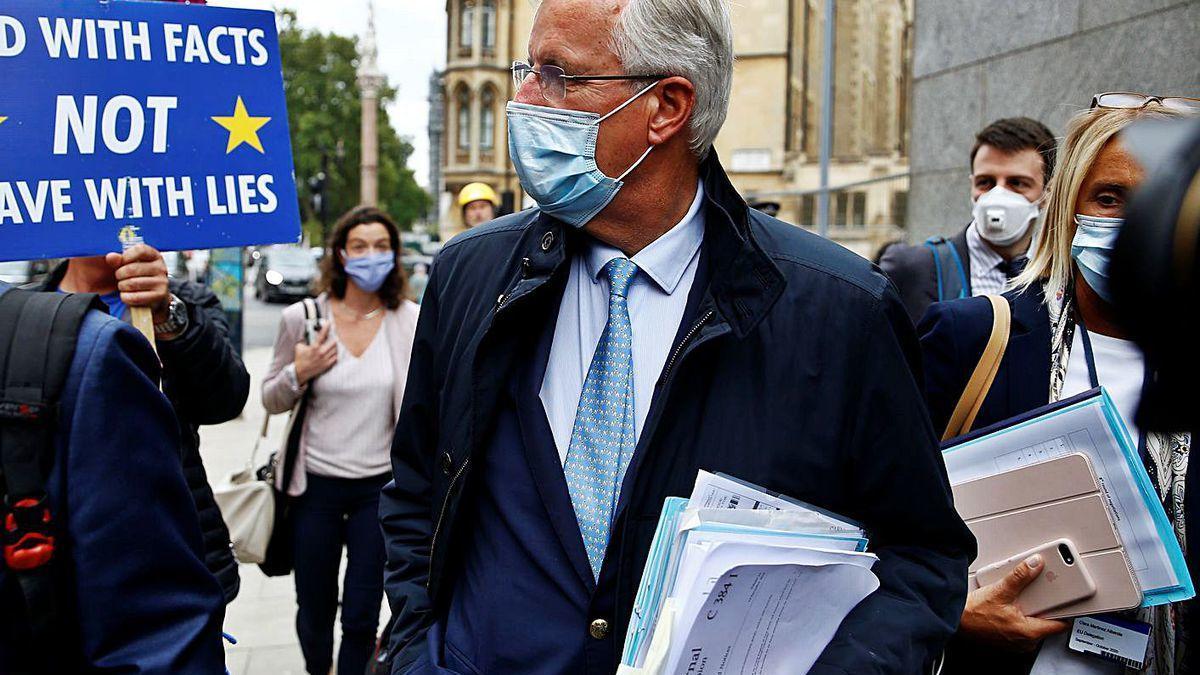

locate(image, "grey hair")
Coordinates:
610 0 734 157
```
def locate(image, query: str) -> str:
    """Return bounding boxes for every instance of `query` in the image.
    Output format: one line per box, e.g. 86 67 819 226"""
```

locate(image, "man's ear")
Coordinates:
647 76 696 147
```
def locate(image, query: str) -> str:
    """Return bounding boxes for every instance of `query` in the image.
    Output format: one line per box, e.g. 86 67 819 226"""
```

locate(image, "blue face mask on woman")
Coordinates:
342 251 395 293
1070 214 1123 303
506 81 659 229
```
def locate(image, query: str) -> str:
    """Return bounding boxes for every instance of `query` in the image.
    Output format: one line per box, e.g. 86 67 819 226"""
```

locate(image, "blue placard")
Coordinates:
0 0 300 261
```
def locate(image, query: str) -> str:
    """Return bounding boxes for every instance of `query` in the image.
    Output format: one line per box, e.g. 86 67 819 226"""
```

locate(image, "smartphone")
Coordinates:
976 539 1096 616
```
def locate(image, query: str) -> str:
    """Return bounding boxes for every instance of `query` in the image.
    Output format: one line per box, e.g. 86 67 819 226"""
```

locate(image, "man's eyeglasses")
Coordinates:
511 60 670 103
1090 92 1200 114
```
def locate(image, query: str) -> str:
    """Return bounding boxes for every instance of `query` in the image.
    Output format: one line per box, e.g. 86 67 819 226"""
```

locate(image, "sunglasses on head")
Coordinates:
1090 92 1200 113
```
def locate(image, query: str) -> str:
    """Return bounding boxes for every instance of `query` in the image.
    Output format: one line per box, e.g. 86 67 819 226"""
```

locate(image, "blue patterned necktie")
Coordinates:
564 257 639 579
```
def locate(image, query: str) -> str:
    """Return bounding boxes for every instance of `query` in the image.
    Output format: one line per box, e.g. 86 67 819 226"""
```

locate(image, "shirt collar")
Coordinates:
584 179 706 294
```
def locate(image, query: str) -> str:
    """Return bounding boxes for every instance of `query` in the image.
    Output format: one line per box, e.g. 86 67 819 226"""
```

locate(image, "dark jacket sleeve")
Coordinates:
917 300 972 438
159 279 250 425
62 316 225 674
381 260 442 672
812 286 976 675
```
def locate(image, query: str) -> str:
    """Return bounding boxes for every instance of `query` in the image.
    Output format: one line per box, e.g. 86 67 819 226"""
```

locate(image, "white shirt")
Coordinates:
539 180 706 463
966 221 1025 297
1061 328 1145 446
304 321 396 478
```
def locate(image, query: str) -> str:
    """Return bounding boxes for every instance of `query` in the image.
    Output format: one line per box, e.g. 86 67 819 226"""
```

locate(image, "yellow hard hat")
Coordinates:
458 182 500 208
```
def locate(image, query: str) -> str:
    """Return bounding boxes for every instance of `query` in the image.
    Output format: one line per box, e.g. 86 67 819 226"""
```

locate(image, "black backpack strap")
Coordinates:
280 297 320 493
0 289 103 672
924 236 969 302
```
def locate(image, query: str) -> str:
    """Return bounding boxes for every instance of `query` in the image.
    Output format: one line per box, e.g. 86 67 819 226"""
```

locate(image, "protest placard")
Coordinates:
0 0 300 262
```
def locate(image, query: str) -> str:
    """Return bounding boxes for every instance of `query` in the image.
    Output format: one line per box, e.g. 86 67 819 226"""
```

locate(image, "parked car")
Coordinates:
0 260 36 285
0 259 55 285
254 246 318 303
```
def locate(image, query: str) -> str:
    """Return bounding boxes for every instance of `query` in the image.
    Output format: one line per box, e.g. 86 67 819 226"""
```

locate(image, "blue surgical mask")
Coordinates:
1070 214 1123 303
342 251 395 293
506 81 659 228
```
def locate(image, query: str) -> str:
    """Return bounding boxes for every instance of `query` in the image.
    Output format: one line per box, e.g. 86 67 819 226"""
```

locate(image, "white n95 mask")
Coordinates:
972 186 1040 246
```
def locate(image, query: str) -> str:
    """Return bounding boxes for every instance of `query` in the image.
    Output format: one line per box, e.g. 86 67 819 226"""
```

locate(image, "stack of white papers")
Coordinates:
618 471 880 675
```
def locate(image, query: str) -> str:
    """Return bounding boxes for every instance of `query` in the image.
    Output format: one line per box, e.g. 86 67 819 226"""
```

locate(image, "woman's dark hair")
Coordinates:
317 205 408 309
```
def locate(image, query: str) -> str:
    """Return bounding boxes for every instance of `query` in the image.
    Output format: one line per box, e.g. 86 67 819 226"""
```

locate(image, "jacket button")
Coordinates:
441 452 453 476
589 618 609 640
540 231 555 251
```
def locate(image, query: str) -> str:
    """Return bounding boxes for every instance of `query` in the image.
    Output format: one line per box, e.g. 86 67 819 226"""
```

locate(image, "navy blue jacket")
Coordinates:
919 287 1197 674
381 154 975 674
0 283 226 674
37 263 249 603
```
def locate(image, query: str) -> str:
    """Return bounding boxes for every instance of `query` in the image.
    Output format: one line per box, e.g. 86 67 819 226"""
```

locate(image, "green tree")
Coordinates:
277 10 428 244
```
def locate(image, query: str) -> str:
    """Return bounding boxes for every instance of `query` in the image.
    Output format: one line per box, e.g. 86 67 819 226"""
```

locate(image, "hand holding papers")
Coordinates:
618 471 878 675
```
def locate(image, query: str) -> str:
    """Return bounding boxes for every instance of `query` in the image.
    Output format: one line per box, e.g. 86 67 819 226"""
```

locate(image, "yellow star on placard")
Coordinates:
0 116 7 125
211 97 271 154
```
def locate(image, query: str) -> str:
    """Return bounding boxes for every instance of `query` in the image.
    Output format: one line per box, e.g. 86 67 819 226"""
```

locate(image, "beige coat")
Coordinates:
262 293 418 496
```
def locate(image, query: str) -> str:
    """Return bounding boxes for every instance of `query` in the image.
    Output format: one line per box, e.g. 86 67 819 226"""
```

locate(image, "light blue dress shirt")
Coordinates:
540 180 706 463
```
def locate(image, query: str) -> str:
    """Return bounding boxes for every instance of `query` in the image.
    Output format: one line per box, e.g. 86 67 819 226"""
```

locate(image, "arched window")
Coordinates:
456 86 471 150
480 87 496 150
459 1 475 51
481 0 497 52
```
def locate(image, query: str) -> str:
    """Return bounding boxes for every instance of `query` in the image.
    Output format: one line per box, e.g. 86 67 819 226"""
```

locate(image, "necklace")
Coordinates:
334 300 383 321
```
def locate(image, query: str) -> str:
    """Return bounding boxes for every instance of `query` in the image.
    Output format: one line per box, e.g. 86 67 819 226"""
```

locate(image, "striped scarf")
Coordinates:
1045 283 1191 674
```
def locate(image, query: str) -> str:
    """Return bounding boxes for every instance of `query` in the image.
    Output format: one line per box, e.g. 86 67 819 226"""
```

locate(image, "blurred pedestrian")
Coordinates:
0 283 225 674
921 96 1195 674
881 117 1057 324
378 1 972 672
262 205 419 675
36 245 249 606
408 262 429 304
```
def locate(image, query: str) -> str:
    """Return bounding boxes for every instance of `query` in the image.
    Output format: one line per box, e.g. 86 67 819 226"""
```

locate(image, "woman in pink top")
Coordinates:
263 206 419 675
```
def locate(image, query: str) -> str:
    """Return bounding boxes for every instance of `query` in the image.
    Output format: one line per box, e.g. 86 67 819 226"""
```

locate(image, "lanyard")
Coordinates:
1074 312 1154 473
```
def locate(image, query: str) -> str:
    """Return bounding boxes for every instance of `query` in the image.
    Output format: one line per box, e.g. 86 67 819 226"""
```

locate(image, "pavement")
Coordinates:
199 287 390 674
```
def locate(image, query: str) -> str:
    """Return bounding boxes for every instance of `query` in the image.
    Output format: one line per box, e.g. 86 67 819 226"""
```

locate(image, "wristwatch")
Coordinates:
154 294 189 337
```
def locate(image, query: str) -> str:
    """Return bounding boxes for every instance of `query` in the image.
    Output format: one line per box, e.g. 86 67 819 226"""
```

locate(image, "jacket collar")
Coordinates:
695 151 786 338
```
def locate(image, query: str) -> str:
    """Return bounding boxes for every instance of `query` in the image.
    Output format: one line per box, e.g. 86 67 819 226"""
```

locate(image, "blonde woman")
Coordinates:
920 95 1197 674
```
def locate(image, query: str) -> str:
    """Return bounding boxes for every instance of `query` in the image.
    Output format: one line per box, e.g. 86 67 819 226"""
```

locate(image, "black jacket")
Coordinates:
879 226 972 325
381 154 976 674
40 263 249 603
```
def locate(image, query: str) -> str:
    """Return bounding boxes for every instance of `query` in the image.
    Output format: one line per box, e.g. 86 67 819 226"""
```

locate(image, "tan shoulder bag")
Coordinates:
941 295 1012 442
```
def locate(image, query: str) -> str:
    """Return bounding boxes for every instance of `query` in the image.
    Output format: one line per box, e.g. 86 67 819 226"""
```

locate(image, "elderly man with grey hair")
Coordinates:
379 1 974 673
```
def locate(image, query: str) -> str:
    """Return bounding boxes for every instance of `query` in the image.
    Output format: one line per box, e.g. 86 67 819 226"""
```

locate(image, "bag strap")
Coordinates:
924 236 969 302
0 289 102 673
941 295 1011 441
276 297 321 491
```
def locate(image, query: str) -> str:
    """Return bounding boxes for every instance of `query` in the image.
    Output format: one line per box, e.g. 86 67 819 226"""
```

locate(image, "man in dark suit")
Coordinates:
880 117 1057 324
0 282 225 673
379 1 973 674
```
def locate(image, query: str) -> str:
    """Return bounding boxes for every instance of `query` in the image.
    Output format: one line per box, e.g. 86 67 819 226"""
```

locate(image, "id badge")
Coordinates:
1067 614 1151 669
